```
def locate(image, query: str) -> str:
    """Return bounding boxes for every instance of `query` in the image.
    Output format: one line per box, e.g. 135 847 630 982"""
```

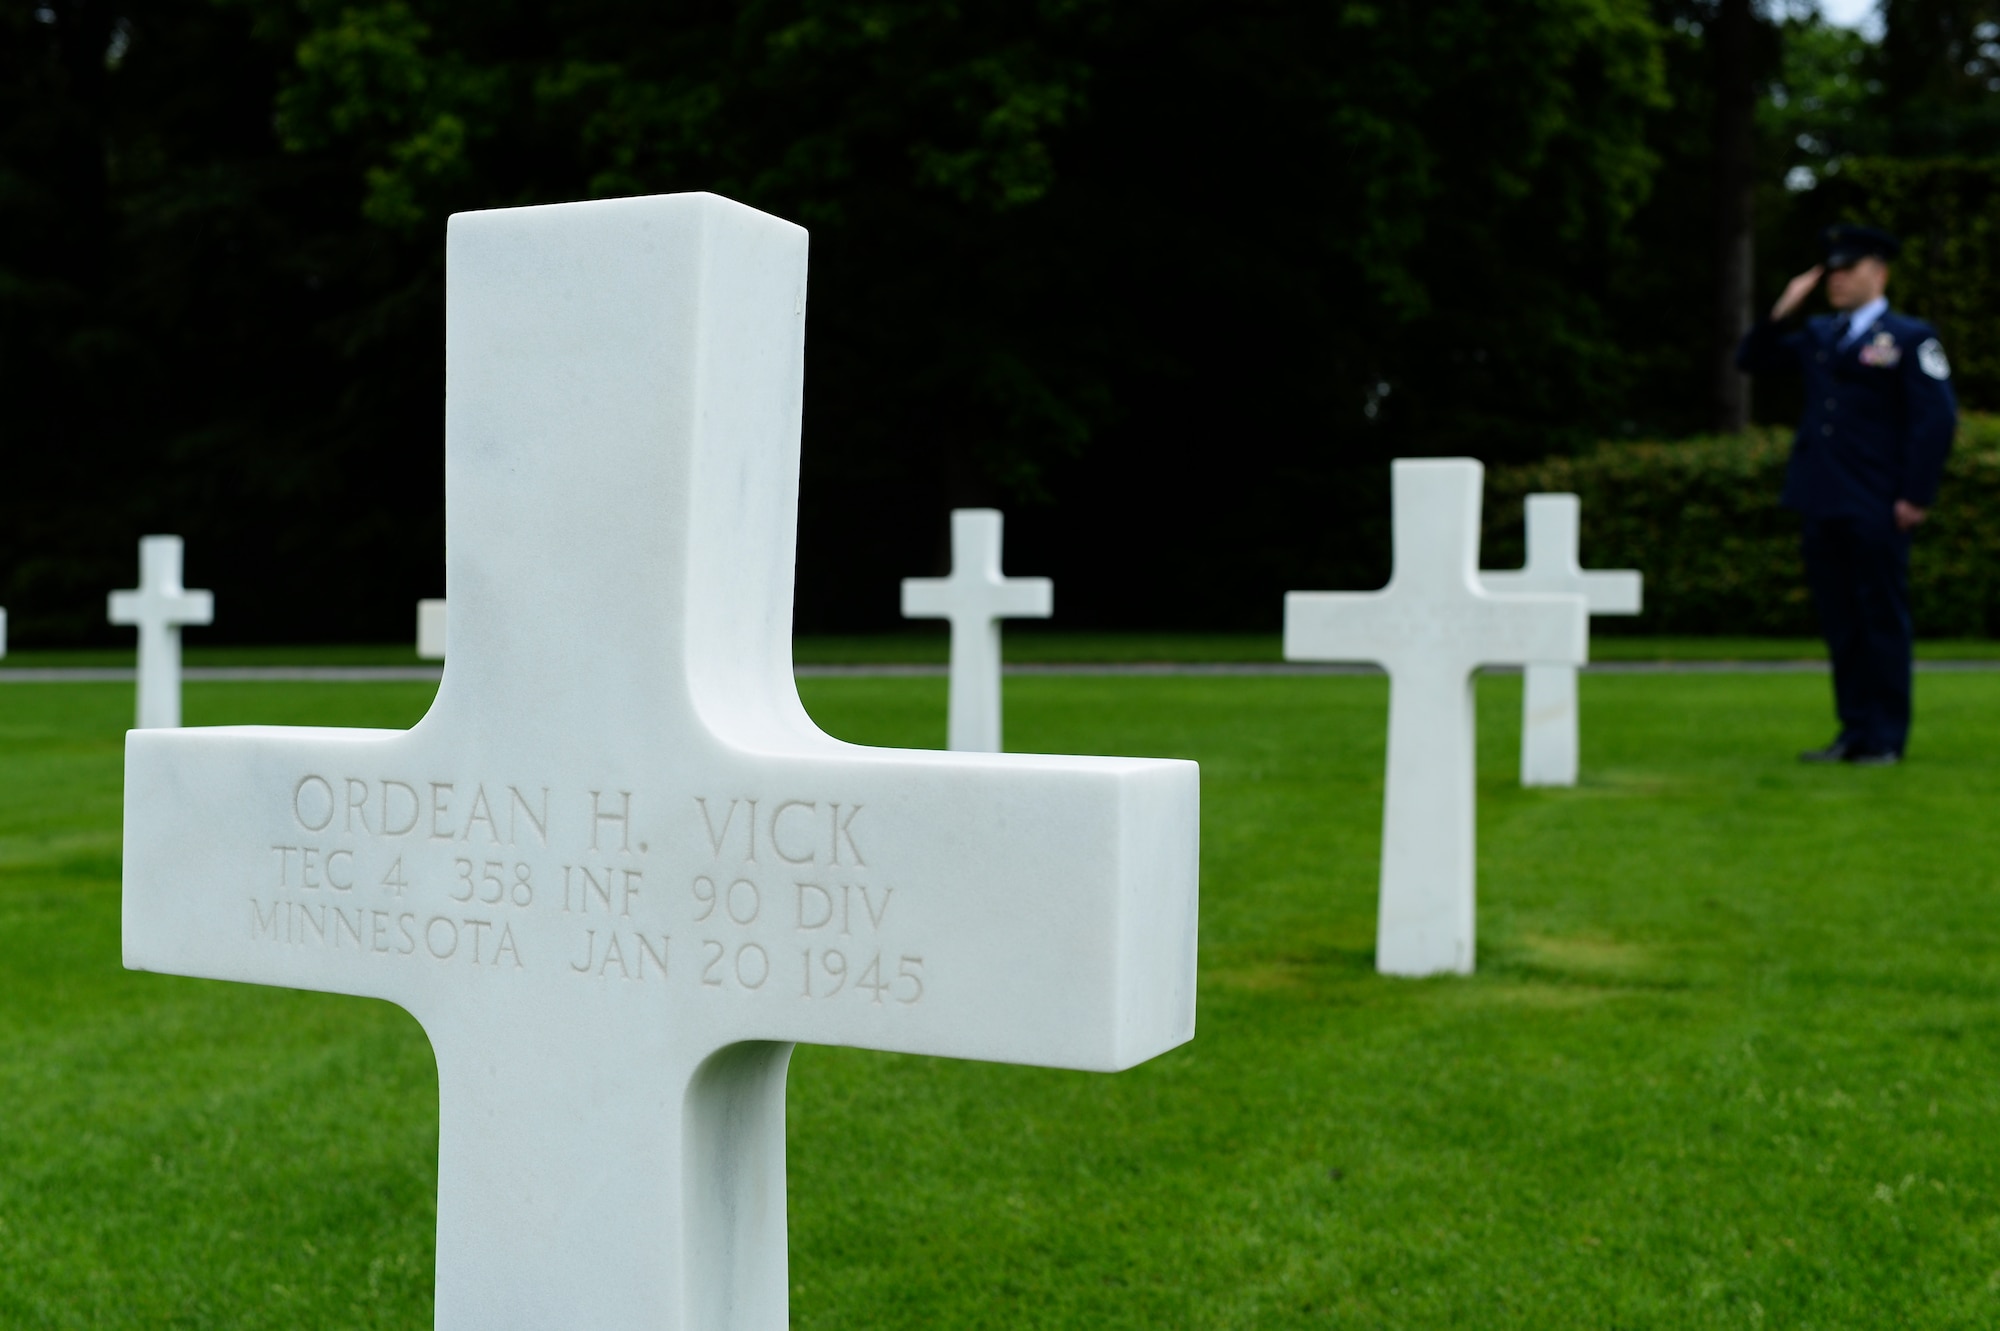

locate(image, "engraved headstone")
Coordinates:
900 508 1052 752
1283 459 1585 977
417 598 447 660
108 535 214 730
122 194 1199 1331
1481 493 1642 786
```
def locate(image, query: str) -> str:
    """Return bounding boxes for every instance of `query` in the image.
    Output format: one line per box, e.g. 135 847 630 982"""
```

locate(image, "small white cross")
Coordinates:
107 535 214 729
121 194 1197 1331
416 598 447 659
1481 493 1642 786
1283 459 1585 977
900 508 1052 752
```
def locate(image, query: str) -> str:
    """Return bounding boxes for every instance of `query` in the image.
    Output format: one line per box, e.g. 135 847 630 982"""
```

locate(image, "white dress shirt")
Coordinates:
1835 295 1888 348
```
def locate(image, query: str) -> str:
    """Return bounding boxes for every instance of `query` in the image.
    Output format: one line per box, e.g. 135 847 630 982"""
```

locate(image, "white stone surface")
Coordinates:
0 606 7 659
900 508 1052 752
417 598 447 659
1481 493 1642 787
107 535 213 730
1283 459 1585 977
121 193 1199 1331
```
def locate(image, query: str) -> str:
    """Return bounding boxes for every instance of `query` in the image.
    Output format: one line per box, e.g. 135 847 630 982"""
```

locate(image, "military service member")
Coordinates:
1736 224 1957 765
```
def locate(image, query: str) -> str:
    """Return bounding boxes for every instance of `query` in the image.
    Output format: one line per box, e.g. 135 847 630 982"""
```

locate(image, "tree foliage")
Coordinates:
2 0 1687 638
21 1 2000 640
1745 3 2000 429
1879 0 2000 153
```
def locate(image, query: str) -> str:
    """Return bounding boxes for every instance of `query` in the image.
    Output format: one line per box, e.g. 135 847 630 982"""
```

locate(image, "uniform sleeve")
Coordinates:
1736 318 1806 375
1899 330 1957 506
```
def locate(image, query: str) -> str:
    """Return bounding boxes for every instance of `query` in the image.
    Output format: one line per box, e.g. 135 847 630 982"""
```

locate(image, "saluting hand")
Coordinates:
1895 500 1929 531
1771 266 1824 321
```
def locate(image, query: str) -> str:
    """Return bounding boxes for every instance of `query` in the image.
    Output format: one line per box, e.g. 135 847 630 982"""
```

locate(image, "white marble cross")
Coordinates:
108 535 214 729
1282 459 1585 977
1481 493 1642 787
416 598 447 659
900 508 1052 752
121 194 1198 1331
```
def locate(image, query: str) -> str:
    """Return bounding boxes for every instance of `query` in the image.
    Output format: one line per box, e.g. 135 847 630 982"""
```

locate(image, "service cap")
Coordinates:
1824 224 1900 269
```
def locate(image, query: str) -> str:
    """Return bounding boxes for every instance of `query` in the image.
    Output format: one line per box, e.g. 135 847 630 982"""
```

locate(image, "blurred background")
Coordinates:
6 0 1999 643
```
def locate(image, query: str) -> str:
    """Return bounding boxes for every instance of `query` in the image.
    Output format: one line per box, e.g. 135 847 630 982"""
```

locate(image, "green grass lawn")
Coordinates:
4 673 2000 1327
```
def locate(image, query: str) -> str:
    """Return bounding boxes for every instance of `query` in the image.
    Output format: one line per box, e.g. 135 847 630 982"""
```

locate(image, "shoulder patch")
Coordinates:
1919 338 1951 380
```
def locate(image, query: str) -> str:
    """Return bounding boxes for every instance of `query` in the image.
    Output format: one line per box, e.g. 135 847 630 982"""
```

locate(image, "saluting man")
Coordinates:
1737 224 1957 765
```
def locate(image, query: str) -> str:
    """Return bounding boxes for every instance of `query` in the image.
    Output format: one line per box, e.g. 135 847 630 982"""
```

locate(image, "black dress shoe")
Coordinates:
1846 749 1902 766
1798 739 1851 763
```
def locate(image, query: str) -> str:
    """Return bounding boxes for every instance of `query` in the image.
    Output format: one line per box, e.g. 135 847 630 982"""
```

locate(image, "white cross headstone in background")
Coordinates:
1481 493 1642 787
108 535 214 730
122 194 1199 1331
900 508 1052 753
1283 459 1586 978
416 598 447 659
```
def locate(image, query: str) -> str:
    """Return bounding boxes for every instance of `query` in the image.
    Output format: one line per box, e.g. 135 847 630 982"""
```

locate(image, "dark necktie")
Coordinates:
1831 316 1852 347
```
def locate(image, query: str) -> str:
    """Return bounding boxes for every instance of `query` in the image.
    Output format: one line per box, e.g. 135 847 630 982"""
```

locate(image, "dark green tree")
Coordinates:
3 0 1674 637
1879 0 2000 153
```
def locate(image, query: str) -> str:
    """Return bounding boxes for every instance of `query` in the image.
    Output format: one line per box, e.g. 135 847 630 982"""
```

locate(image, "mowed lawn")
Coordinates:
3 671 1999 1328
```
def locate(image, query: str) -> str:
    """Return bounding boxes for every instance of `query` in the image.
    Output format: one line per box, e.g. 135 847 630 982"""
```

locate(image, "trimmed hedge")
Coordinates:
1484 412 2000 636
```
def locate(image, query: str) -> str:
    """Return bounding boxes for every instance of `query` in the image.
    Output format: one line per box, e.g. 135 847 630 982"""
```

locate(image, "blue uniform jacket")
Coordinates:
1736 307 1957 527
